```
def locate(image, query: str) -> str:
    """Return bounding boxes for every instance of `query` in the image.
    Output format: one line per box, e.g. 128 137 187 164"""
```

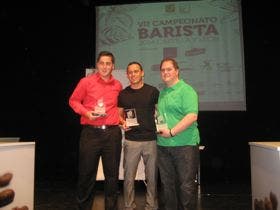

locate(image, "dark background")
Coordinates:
0 0 279 185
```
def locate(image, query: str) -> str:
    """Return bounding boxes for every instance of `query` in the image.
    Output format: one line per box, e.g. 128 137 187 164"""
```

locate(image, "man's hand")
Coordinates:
0 172 29 209
0 172 14 208
119 121 131 132
85 111 103 120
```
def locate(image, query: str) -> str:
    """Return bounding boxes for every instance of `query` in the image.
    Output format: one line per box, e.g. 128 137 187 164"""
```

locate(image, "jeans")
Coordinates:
123 140 158 210
157 145 199 210
77 125 122 210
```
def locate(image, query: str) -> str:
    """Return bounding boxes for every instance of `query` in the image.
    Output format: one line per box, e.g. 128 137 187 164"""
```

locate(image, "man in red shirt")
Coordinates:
69 51 122 210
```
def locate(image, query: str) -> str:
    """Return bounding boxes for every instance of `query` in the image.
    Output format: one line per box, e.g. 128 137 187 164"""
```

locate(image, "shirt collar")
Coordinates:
166 79 182 90
96 72 115 84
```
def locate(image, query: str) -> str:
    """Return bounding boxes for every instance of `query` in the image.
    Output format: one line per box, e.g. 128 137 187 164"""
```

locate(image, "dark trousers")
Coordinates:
158 145 199 210
77 125 122 210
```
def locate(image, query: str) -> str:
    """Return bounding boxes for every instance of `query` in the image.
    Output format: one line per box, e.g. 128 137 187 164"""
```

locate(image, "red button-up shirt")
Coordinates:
69 73 122 126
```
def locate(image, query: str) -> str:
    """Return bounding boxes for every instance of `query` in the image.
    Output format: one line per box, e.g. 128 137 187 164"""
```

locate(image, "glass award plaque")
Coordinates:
93 98 106 117
155 114 168 133
124 108 139 127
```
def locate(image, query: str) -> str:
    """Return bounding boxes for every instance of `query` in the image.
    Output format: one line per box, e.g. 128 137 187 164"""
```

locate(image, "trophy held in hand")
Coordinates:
124 108 139 127
93 98 106 117
155 113 168 133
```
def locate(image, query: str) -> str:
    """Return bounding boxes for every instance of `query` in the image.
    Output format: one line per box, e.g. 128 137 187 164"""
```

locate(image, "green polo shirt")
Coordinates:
157 79 200 146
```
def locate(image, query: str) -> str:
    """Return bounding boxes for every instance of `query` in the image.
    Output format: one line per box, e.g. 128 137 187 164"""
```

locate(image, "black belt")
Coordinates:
87 125 118 130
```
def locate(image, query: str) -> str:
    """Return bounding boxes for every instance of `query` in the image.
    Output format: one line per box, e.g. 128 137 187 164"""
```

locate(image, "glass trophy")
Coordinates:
155 113 168 133
93 98 106 117
124 108 139 127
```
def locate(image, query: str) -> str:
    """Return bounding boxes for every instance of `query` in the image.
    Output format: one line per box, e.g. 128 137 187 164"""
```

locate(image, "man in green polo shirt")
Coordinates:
156 58 200 210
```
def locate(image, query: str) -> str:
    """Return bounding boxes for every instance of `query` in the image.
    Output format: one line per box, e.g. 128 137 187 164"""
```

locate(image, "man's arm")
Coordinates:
118 107 131 131
158 113 197 138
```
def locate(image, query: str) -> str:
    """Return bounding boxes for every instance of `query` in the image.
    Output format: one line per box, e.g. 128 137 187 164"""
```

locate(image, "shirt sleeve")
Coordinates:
153 88 160 105
181 87 198 115
69 78 89 116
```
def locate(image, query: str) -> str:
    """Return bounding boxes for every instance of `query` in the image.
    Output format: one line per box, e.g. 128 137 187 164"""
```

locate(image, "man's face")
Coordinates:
127 64 144 85
96 56 114 80
160 60 179 85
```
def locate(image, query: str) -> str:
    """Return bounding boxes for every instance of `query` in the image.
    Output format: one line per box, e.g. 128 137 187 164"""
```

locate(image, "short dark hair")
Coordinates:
160 58 179 70
97 51 115 64
126 61 143 71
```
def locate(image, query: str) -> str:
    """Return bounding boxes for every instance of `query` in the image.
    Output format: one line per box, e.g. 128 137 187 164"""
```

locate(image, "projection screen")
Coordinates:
95 0 246 111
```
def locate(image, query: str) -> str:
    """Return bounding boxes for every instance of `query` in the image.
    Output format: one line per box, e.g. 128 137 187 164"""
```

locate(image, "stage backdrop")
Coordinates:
95 0 246 111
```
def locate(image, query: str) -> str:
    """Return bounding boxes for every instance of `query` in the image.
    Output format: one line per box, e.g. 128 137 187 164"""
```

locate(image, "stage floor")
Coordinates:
34 177 251 210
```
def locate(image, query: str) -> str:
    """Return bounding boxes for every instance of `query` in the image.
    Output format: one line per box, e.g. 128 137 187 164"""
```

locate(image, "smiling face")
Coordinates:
160 59 179 87
96 55 115 81
127 63 144 88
